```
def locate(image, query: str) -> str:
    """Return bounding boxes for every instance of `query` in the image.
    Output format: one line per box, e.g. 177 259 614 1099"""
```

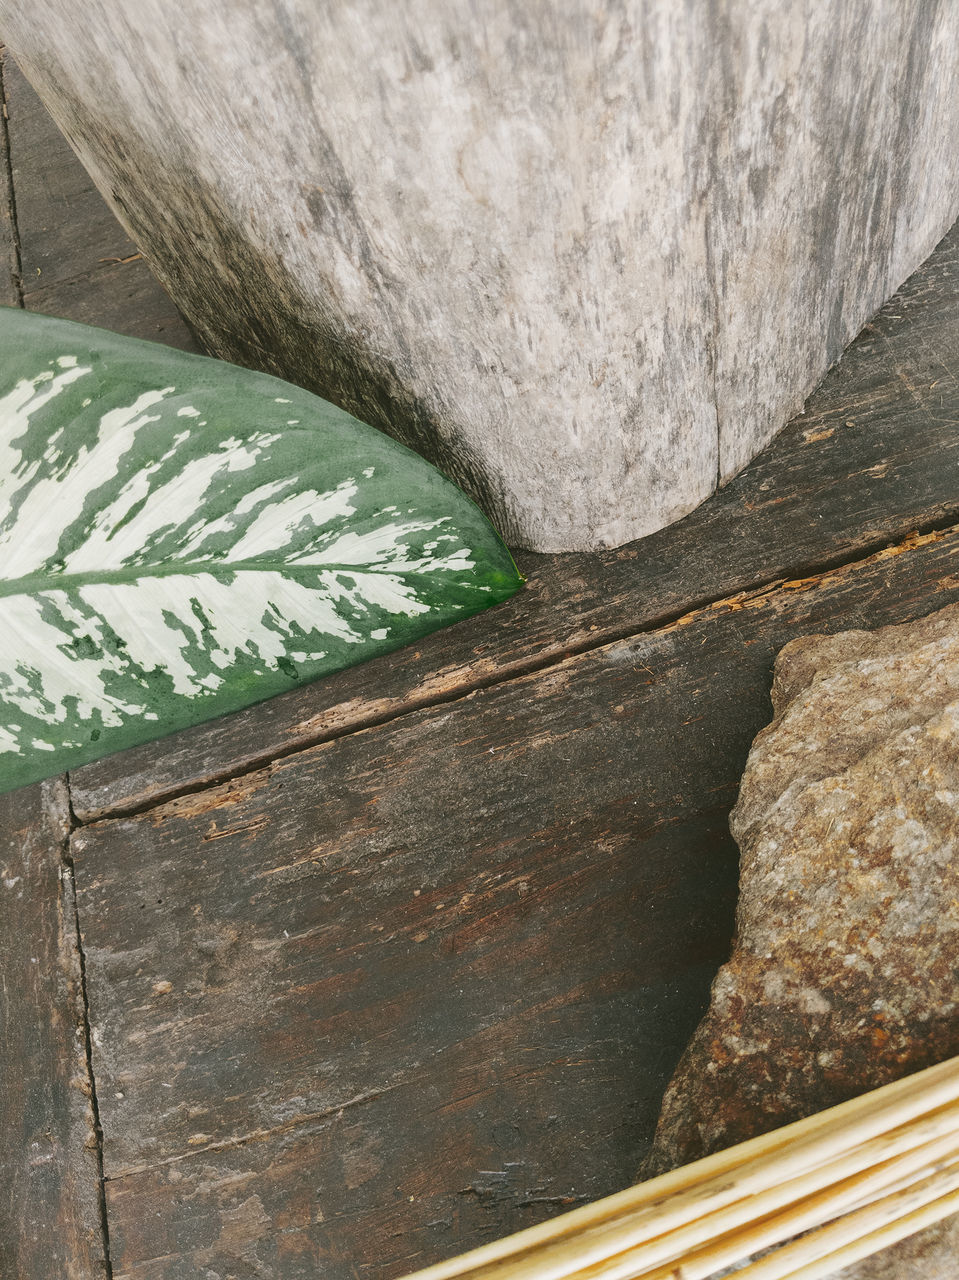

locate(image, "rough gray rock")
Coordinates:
1 2 958 549
645 600 959 1277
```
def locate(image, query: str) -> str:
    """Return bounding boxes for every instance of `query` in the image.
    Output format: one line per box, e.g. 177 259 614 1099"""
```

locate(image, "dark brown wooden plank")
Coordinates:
0 47 22 306
70 218 959 820
4 54 135 287
2 51 198 348
103 1064 692 1280
27 257 201 349
0 779 106 1278
72 524 959 1279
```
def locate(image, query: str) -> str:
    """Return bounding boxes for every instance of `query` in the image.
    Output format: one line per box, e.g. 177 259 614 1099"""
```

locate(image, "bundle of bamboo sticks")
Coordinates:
400 1055 959 1280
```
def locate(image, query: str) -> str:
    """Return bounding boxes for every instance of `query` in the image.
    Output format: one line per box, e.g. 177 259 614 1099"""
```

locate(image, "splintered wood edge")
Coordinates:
399 1055 959 1280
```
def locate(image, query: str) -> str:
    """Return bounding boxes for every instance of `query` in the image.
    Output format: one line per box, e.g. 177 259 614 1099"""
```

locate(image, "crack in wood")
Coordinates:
63 785 115 1280
103 1082 407 1183
0 46 25 307
0 780 111 1276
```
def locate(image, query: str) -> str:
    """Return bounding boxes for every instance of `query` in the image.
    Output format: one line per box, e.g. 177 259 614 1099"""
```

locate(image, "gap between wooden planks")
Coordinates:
71 519 958 826
0 780 107 1277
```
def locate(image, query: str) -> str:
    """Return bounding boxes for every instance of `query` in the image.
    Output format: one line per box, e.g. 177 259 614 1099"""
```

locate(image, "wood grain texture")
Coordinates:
709 1 959 482
71 526 959 1280
0 46 21 306
70 217 959 821
2 2 957 549
0 780 106 1279
1 52 198 348
4 52 136 289
26 258 200 349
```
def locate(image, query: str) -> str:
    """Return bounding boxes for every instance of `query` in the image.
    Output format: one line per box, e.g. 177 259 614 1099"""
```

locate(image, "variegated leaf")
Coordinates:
0 309 521 792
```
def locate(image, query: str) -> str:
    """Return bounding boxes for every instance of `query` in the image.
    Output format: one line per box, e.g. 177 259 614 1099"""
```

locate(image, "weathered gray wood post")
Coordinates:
1 2 957 551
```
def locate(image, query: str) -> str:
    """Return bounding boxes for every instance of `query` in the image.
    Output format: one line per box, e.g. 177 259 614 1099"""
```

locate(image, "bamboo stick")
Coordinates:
599 1125 959 1280
728 1157 959 1280
398 1055 959 1280
767 1187 959 1280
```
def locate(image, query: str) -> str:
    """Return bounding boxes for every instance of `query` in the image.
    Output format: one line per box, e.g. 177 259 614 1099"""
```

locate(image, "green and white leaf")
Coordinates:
0 309 521 793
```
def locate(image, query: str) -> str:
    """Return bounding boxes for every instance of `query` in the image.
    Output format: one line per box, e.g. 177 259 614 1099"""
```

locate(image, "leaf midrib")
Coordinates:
0 556 455 599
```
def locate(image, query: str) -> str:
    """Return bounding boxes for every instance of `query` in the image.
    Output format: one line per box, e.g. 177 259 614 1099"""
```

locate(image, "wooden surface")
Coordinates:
77 530 959 1280
2 3 958 549
0 779 106 1278
2 41 959 1280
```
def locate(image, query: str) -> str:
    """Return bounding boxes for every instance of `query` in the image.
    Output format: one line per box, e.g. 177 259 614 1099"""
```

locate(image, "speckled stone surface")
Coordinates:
644 600 959 1276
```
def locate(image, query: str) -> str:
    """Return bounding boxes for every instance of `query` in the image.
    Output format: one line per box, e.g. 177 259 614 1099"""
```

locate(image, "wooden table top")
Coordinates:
3 44 959 1280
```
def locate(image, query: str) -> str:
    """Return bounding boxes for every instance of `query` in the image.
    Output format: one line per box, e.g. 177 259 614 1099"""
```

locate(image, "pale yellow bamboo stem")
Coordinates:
767 1187 959 1280
555 1101 959 1280
728 1156 959 1280
599 1125 959 1280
